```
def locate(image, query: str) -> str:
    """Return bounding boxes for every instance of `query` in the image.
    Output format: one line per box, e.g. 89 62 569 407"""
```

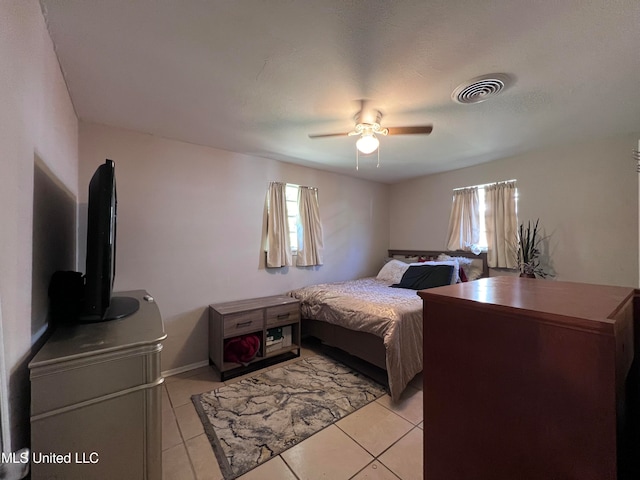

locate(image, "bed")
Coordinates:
288 249 489 401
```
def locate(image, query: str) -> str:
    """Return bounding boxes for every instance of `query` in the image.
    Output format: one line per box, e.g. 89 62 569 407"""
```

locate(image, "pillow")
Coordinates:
390 265 455 290
411 260 460 284
466 261 485 280
376 259 410 284
438 254 484 281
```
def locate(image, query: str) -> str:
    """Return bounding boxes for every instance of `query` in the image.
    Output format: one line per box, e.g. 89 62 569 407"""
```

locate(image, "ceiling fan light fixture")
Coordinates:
356 133 379 154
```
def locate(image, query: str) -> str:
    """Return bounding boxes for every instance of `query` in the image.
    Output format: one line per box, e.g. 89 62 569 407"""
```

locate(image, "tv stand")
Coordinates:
103 295 140 320
29 290 166 479
78 295 140 323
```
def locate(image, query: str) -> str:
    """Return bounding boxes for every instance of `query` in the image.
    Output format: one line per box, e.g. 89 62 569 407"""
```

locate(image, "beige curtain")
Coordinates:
446 187 480 251
296 186 324 266
485 181 518 268
266 182 292 268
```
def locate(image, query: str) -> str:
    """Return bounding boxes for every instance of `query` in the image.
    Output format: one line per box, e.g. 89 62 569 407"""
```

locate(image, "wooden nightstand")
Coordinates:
208 295 301 380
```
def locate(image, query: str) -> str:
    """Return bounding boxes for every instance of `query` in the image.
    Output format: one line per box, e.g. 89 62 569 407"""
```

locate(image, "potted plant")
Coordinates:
517 219 546 278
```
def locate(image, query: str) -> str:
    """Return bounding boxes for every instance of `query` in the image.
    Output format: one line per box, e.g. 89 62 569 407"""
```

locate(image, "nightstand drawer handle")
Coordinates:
236 321 253 328
277 313 290 320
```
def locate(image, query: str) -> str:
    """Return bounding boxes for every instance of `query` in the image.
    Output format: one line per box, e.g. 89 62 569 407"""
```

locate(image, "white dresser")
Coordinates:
29 290 166 479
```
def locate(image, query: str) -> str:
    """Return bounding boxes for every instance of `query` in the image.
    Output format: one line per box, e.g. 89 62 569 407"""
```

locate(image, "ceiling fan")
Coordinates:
308 102 433 165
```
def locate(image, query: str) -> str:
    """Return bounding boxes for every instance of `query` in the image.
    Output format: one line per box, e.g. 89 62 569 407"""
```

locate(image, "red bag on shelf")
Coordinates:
223 334 261 364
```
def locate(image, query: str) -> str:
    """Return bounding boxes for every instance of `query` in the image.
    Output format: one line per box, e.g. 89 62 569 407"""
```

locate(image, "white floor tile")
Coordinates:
337 401 414 456
238 456 297 480
162 443 195 480
377 386 423 425
378 428 423 480
282 425 373 480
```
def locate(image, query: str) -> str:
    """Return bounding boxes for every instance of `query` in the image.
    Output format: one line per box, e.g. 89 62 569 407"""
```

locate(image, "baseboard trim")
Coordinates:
162 360 209 379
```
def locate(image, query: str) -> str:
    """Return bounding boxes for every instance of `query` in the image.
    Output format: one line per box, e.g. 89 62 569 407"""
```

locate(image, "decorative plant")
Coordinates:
517 219 547 278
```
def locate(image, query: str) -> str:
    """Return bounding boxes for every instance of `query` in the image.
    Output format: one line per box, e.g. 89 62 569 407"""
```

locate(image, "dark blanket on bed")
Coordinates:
391 264 454 290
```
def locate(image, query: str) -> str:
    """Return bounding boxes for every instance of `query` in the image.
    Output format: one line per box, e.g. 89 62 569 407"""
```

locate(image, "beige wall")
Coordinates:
390 133 639 288
78 122 390 372
3 2 636 453
0 0 78 450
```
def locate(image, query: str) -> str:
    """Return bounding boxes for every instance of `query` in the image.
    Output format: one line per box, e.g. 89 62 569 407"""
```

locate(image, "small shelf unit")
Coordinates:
208 295 301 380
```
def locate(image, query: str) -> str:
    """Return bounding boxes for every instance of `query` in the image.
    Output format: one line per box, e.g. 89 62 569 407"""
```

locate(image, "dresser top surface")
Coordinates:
30 290 166 368
418 276 636 325
210 295 299 315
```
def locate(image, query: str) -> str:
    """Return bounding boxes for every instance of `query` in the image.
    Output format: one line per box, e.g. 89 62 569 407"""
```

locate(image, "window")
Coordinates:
447 180 518 268
285 184 299 253
450 181 518 251
266 182 324 268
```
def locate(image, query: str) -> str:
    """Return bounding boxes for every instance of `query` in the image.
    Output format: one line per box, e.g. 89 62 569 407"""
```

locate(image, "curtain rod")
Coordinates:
270 181 318 190
288 183 318 190
453 179 517 191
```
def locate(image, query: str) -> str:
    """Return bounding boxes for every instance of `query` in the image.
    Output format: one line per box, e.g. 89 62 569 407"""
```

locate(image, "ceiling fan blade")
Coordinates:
386 125 433 135
308 132 350 138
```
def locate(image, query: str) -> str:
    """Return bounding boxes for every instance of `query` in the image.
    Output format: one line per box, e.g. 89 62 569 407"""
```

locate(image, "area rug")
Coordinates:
191 355 387 479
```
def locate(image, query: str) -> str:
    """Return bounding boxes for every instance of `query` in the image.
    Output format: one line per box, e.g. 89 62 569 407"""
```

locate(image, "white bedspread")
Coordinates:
288 277 423 400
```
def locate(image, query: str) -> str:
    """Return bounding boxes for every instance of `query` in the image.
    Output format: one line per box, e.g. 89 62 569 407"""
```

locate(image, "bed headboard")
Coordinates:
387 249 490 279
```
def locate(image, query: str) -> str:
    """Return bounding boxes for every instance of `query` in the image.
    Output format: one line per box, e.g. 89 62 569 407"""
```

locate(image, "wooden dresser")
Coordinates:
418 277 639 480
209 295 301 379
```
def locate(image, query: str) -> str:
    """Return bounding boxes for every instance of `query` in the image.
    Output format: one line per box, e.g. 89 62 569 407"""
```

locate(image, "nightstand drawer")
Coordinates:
223 309 263 337
266 303 300 326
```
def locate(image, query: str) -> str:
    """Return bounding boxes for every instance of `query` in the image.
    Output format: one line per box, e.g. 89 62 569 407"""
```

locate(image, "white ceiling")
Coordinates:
40 0 640 184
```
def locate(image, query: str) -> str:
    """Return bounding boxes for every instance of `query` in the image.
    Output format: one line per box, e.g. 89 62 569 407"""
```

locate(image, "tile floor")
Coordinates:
162 342 424 480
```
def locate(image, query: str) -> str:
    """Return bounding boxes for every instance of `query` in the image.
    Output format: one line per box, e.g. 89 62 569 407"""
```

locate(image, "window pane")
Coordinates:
286 185 298 202
288 218 297 233
285 184 299 251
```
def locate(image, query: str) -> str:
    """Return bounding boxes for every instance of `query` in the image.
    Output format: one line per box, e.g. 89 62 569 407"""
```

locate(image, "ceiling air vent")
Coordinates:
452 74 513 104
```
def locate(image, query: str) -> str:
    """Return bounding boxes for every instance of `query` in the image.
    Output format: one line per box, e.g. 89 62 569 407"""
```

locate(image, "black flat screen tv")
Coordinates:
79 159 139 322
